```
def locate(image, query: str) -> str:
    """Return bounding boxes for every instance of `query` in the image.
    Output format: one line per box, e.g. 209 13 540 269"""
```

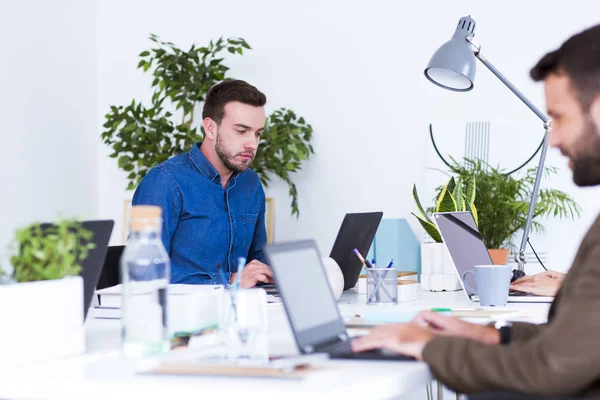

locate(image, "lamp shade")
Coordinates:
424 16 477 92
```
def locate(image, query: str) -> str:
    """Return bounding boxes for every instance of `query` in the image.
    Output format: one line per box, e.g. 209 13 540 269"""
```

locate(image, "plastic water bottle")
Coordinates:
121 205 170 357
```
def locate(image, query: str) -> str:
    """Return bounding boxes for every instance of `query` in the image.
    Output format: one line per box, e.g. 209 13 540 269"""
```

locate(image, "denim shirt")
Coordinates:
132 142 267 284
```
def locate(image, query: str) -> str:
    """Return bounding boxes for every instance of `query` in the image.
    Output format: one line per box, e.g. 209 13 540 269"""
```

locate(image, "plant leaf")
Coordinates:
436 179 458 213
452 177 463 211
413 184 433 224
465 175 476 204
411 213 442 243
447 176 456 194
469 202 479 225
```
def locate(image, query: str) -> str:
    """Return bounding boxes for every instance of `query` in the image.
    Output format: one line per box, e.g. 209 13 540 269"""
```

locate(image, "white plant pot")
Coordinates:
420 242 462 292
421 242 444 275
0 276 85 367
442 245 457 275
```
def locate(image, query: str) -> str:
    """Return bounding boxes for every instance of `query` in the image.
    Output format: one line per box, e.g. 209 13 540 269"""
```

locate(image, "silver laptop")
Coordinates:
434 211 554 303
264 239 414 361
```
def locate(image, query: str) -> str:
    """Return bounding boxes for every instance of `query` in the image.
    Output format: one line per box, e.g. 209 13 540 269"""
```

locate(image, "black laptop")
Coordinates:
41 220 114 319
258 212 383 293
264 239 414 361
329 212 383 290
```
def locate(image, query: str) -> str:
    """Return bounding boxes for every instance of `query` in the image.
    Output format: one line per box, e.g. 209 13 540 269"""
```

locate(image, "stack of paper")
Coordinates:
93 284 224 337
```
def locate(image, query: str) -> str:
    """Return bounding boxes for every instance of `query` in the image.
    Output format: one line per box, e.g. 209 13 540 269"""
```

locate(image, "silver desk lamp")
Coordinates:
424 15 552 277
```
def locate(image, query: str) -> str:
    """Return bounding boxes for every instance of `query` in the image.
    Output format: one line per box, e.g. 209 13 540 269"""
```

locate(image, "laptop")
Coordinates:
41 220 114 318
97 245 124 290
258 212 383 294
264 239 415 361
329 212 383 290
433 211 553 303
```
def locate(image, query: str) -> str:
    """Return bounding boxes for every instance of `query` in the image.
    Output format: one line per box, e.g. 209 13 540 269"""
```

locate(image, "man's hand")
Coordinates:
230 260 273 288
351 323 435 360
510 270 565 296
411 311 500 345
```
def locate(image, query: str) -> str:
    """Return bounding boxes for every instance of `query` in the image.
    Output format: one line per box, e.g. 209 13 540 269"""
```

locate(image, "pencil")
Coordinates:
353 248 373 268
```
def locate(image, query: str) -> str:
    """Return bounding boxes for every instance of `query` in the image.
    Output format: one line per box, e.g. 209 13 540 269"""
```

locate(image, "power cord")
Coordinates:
527 238 548 271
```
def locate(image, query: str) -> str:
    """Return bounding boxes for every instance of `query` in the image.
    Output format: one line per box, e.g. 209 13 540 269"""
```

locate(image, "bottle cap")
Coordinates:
129 205 162 232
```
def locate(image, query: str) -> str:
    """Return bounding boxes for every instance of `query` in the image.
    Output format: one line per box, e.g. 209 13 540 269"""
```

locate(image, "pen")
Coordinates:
353 248 373 268
233 257 247 290
386 259 394 268
216 263 228 288
431 308 479 312
371 259 376 268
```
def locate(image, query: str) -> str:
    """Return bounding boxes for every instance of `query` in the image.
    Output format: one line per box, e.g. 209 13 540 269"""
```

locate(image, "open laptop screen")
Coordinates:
264 240 346 351
329 212 383 290
434 212 493 296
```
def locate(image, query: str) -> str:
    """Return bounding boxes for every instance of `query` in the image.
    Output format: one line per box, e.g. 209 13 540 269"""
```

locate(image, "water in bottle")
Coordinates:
121 205 170 357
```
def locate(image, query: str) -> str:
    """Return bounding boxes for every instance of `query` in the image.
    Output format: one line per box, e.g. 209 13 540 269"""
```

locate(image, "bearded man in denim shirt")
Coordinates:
132 80 273 287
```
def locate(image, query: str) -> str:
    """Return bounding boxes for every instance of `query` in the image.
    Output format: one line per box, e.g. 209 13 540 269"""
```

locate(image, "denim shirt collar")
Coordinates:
189 142 237 185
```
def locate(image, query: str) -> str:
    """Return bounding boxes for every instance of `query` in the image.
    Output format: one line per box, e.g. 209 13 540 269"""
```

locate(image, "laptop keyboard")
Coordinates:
509 290 537 297
334 349 416 361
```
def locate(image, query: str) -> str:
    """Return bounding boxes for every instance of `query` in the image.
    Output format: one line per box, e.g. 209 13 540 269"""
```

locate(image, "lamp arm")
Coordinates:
516 127 551 271
467 36 549 125
467 36 553 273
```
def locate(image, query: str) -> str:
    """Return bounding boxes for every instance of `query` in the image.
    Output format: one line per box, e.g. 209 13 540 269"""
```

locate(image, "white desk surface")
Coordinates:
0 288 550 400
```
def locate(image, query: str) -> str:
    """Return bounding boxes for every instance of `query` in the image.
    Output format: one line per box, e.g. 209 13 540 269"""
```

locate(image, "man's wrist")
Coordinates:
478 325 501 345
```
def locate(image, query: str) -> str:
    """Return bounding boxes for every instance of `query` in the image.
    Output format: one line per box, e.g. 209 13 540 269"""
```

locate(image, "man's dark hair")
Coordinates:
202 79 267 124
530 24 600 111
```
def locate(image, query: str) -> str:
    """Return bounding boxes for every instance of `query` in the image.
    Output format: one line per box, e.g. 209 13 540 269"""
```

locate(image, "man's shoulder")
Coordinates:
244 167 260 181
138 153 192 189
587 214 600 240
150 153 192 177
578 214 600 254
159 152 191 170
240 168 263 188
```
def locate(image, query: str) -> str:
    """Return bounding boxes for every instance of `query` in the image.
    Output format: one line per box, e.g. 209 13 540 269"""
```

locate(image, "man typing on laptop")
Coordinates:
353 24 600 398
510 270 565 297
132 80 272 287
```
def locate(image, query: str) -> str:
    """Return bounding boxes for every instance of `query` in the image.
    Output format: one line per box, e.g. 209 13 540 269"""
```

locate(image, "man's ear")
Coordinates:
590 95 600 137
202 118 217 140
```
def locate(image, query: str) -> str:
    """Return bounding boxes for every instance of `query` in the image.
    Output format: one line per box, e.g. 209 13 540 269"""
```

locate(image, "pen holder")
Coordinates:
366 268 398 305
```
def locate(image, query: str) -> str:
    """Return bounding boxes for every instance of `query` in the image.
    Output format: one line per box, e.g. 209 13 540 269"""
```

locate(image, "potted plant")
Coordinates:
0 219 95 366
442 157 581 264
101 35 314 217
412 176 476 291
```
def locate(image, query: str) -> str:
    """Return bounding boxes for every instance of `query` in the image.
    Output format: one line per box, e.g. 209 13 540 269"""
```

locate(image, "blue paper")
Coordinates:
370 218 421 279
363 312 418 324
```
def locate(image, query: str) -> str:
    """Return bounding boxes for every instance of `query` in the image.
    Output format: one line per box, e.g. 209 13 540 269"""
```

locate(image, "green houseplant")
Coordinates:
101 35 314 217
440 157 581 262
1 219 95 283
0 218 95 366
412 176 477 291
412 175 477 243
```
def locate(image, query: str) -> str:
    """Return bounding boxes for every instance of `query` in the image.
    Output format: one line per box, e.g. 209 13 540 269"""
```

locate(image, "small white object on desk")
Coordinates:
398 280 419 302
322 256 344 300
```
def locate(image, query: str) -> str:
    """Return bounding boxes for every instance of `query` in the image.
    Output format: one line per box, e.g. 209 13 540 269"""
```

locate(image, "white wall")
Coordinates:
95 0 600 272
0 1 98 252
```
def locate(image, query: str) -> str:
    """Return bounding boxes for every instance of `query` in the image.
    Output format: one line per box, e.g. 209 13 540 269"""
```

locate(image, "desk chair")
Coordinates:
97 245 124 290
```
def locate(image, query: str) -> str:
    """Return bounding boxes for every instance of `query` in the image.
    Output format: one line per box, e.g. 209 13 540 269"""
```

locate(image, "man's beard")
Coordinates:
215 130 254 173
569 118 600 187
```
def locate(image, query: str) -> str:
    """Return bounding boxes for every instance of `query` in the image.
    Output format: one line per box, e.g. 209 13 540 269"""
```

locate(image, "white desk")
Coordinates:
0 288 549 400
